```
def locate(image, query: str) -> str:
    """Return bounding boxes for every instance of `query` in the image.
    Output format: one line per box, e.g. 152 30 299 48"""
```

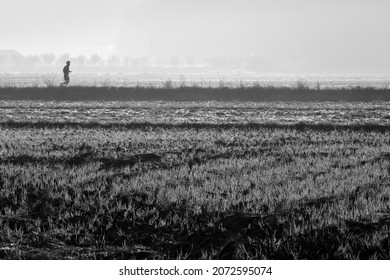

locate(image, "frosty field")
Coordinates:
1 92 390 259
2 100 390 126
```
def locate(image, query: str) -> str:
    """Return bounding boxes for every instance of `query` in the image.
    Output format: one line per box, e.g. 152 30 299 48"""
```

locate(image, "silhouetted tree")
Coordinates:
56 53 70 66
131 56 148 67
88 54 102 66
40 53 56 66
25 55 42 66
106 55 121 66
72 55 87 66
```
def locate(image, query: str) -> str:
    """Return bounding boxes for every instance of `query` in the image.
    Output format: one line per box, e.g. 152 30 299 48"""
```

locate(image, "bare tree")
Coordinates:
106 55 121 66
88 54 102 66
72 55 87 67
40 53 56 66
56 53 70 66
25 55 42 66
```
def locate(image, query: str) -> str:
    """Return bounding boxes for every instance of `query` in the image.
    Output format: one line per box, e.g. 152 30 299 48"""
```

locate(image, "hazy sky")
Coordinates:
1 0 389 71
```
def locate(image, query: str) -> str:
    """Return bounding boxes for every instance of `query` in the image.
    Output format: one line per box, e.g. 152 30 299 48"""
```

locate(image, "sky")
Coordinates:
0 0 390 72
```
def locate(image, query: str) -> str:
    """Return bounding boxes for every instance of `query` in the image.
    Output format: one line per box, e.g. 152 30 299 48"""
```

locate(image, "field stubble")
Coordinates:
1 100 390 126
1 100 390 259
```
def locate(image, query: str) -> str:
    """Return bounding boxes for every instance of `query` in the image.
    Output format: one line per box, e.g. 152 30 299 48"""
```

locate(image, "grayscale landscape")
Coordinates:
1 0 390 260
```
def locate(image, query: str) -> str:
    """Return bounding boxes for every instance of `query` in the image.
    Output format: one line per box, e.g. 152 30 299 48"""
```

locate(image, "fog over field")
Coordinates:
2 0 390 264
1 0 390 72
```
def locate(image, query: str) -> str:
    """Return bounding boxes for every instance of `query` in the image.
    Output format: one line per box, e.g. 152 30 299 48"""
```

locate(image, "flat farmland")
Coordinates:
1 100 390 259
1 100 390 126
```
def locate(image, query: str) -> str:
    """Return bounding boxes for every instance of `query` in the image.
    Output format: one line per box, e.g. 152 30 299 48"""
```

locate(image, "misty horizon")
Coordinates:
1 0 390 73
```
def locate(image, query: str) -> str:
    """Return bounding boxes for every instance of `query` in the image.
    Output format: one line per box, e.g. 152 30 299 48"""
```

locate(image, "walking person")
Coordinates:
60 61 72 86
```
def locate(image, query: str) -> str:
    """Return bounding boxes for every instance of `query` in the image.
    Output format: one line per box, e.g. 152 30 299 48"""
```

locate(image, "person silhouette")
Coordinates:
60 61 72 86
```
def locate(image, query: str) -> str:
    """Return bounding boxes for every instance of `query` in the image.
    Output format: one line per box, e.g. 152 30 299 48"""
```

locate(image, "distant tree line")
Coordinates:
0 52 107 67
0 50 270 70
